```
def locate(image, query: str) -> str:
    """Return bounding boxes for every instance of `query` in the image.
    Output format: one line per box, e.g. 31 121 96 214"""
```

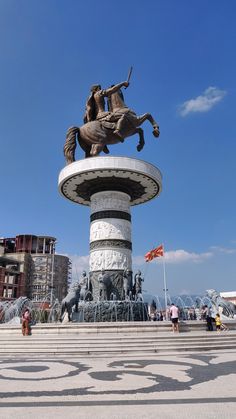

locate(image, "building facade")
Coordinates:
0 255 25 299
220 291 236 305
0 235 71 302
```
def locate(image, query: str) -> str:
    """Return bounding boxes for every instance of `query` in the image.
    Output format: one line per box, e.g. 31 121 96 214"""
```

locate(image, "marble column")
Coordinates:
89 191 132 300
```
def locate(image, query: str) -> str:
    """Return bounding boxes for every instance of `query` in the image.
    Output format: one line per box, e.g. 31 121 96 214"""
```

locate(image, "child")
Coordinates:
215 313 229 332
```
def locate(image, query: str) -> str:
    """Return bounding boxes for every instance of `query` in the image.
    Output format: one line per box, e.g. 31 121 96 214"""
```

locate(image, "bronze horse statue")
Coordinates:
64 89 160 163
60 282 81 322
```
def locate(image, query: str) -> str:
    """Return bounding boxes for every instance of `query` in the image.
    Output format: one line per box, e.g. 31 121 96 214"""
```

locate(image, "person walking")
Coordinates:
205 305 214 331
170 303 179 333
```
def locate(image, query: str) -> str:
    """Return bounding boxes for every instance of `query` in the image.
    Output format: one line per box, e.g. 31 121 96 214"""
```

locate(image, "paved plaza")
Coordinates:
0 347 236 418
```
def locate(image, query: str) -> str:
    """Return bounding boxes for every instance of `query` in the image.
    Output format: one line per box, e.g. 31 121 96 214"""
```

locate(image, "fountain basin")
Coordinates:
72 301 148 322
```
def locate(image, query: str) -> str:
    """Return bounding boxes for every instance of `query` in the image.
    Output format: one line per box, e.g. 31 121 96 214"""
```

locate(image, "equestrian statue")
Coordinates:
64 68 160 162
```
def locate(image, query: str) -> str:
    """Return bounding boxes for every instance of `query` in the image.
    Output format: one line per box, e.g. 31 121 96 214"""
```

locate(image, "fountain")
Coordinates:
0 293 61 325
1 288 235 325
73 300 148 322
205 289 236 319
0 297 30 324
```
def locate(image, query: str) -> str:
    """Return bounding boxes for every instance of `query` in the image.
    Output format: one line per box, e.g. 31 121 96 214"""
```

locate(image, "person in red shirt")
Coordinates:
169 303 179 333
21 309 31 336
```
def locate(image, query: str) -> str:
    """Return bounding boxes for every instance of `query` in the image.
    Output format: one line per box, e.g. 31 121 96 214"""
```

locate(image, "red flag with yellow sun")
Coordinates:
144 244 164 262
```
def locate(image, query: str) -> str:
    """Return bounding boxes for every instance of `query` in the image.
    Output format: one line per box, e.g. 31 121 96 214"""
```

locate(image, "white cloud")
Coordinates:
134 249 213 265
179 86 226 116
210 246 236 255
160 249 213 264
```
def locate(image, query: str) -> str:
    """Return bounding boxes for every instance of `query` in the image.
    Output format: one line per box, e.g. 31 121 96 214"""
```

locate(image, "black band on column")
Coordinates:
90 210 131 222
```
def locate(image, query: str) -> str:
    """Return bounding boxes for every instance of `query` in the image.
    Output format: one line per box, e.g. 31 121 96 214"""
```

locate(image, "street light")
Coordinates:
49 240 56 306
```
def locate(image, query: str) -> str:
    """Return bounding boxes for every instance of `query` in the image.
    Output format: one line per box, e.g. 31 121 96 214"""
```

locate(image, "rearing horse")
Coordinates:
64 89 160 162
60 283 81 322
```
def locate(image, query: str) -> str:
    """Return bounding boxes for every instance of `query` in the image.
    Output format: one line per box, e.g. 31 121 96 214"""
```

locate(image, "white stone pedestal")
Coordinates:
58 156 162 300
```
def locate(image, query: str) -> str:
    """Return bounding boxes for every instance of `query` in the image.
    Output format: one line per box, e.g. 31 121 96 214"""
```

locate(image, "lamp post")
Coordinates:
50 240 56 306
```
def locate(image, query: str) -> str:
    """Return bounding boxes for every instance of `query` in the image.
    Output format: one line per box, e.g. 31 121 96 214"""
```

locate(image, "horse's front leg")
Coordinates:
59 310 64 323
137 113 160 138
134 128 145 152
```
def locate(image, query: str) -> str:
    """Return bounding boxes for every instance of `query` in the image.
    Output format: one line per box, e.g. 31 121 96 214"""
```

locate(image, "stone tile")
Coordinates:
0 350 235 418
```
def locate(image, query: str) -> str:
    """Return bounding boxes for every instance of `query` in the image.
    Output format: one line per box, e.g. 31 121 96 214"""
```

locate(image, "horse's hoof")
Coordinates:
137 145 142 152
103 145 110 154
153 128 160 138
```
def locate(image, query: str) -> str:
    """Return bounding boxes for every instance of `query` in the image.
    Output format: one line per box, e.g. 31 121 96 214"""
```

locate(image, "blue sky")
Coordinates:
1 0 236 297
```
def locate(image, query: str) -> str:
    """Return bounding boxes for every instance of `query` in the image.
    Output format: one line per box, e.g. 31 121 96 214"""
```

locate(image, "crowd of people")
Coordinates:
148 301 229 332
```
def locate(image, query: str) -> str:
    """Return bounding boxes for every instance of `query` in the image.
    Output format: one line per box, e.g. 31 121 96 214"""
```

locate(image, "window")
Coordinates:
8 276 14 285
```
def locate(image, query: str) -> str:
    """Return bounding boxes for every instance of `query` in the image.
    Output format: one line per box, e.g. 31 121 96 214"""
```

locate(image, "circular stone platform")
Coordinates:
58 156 162 206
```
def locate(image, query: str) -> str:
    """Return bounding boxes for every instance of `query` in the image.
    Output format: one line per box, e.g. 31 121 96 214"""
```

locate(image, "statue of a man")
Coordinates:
134 270 144 297
123 268 132 300
83 81 129 139
79 271 89 300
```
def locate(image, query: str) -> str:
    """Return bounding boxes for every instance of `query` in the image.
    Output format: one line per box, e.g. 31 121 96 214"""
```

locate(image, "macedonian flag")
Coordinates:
145 244 164 262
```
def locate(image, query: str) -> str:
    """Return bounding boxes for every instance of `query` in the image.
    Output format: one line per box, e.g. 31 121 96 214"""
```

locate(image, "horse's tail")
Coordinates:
64 126 79 164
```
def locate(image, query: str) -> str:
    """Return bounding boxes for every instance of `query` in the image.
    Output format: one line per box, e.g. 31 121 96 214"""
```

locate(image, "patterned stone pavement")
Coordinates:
0 350 236 418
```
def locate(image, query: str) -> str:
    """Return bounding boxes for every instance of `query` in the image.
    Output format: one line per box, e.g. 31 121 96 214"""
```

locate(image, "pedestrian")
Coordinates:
201 305 207 320
169 303 179 333
215 313 229 332
195 307 201 320
21 309 31 336
205 305 213 331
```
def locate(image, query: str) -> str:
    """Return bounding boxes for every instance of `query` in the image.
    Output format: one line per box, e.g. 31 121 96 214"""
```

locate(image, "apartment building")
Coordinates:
0 235 71 302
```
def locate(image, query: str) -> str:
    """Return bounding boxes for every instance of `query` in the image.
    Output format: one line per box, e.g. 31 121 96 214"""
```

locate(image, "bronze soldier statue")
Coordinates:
83 81 129 140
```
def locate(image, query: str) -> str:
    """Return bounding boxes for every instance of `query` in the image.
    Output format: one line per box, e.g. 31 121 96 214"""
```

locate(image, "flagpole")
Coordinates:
144 243 167 312
162 245 168 314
